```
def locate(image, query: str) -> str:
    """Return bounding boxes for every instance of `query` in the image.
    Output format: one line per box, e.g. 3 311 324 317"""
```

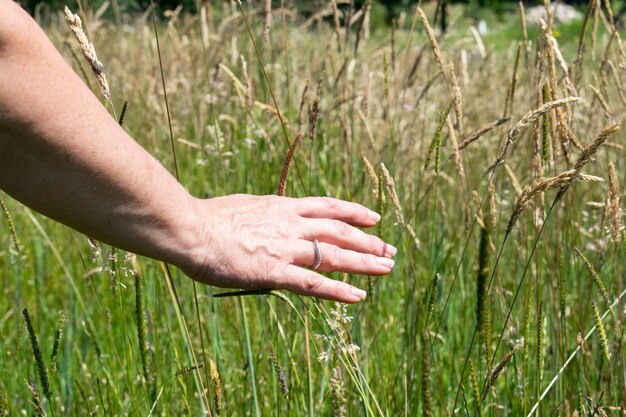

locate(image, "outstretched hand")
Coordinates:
183 195 396 303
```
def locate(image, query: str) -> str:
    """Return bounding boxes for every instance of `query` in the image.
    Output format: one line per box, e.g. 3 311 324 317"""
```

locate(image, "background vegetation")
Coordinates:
1 1 625 416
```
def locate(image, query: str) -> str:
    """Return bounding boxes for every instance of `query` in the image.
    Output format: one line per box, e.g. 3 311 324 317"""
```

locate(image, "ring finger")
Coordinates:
292 239 395 275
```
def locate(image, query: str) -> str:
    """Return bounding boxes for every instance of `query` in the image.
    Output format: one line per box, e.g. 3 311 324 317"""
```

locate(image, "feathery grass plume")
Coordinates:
458 117 510 151
26 376 46 417
50 310 65 373
608 161 622 244
421 331 434 417
380 163 420 249
309 77 323 141
552 122 622 205
0 198 20 254
589 84 612 119
209 359 222 415
330 365 347 417
536 302 545 385
417 7 446 78
241 56 253 111
268 343 288 399
503 42 522 118
446 117 466 184
468 360 481 417
476 225 492 366
277 132 304 197
22 308 51 401
591 300 611 362
574 247 617 323
64 41 94 91
558 245 567 319
64 7 111 105
493 97 580 168
506 169 603 234
362 156 380 198
262 0 271 41
481 347 517 401
297 81 309 134
449 62 464 134
424 102 453 172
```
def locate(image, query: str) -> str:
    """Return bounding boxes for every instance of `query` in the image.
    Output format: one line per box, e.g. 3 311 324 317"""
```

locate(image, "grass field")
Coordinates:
1 1 626 415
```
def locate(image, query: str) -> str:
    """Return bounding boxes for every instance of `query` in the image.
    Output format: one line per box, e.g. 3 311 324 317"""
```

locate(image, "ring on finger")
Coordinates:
311 239 323 270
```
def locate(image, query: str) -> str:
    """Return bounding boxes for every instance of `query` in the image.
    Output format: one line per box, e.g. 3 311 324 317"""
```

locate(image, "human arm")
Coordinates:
0 1 395 303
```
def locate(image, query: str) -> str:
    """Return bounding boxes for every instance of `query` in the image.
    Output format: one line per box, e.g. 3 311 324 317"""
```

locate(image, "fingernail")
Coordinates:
368 209 381 222
377 257 395 269
351 287 367 300
384 243 397 257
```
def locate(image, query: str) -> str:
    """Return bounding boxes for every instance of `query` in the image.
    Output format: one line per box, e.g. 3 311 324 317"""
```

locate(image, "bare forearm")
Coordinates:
0 1 199 269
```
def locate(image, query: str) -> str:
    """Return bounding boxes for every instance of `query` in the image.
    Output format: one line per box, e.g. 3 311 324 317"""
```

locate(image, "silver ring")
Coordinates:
311 240 323 270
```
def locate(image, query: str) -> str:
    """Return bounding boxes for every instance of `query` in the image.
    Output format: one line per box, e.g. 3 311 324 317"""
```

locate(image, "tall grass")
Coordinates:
1 2 626 415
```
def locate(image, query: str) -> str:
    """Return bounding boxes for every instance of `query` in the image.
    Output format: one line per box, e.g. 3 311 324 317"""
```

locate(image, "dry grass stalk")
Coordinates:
263 0 271 41
241 56 253 111
506 169 603 234
0 198 20 254
268 344 289 399
26 376 46 417
330 0 342 53
519 1 529 50
362 156 380 198
458 118 511 150
449 62 464 133
64 6 111 104
446 117 466 184
380 163 420 249
417 7 446 78
209 359 222 415
309 77 323 141
608 161 622 244
297 81 309 133
504 163 523 196
607 60 626 108
589 84 611 119
481 347 517 401
503 43 522 118
494 97 580 168
277 132 304 197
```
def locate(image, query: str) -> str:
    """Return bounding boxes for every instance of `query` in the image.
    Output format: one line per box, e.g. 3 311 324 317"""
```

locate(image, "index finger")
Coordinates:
296 196 381 227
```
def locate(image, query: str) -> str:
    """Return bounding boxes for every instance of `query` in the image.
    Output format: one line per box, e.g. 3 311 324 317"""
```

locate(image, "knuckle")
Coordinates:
303 274 322 293
320 197 339 212
328 245 343 267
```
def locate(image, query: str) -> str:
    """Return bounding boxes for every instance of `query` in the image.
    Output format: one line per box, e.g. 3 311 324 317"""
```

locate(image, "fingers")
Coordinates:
300 218 397 258
280 264 368 303
296 196 381 227
292 239 394 275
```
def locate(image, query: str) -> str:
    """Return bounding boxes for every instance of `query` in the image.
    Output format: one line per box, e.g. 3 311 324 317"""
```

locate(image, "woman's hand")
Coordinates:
182 195 396 303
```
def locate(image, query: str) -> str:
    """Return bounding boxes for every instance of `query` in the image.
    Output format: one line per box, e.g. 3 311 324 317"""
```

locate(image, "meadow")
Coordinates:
1 1 626 415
